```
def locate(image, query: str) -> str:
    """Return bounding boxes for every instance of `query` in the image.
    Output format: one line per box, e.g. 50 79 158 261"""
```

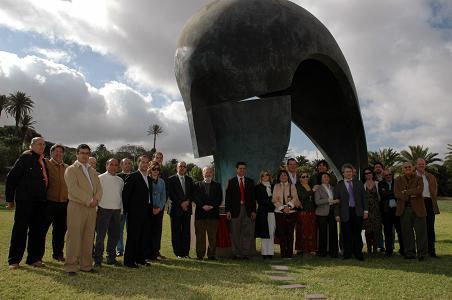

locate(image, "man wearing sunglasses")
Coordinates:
378 169 404 257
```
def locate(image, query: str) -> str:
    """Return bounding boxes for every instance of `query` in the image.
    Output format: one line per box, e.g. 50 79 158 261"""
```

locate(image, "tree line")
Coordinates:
0 91 451 195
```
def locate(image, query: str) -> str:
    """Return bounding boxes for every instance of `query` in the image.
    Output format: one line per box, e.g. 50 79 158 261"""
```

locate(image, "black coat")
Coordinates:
122 171 152 219
378 180 396 214
254 184 275 238
193 181 222 220
168 174 194 217
5 150 47 203
225 176 256 218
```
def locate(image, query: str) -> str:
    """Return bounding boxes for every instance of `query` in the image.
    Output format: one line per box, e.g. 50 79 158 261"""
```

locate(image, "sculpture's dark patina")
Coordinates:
175 0 367 186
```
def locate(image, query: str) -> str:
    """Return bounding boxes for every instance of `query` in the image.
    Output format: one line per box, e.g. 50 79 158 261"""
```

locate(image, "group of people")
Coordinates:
5 137 440 276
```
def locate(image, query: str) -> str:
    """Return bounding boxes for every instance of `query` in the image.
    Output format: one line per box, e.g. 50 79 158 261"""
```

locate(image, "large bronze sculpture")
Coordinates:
175 0 367 187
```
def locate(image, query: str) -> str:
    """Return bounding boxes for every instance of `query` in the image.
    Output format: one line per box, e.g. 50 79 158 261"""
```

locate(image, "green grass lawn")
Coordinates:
0 198 451 299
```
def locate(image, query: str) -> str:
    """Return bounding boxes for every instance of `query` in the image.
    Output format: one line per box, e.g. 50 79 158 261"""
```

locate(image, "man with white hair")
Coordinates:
5 137 48 269
193 166 222 260
416 158 440 258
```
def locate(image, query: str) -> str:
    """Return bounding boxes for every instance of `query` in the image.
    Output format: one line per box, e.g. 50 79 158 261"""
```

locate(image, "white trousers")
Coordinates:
261 213 276 255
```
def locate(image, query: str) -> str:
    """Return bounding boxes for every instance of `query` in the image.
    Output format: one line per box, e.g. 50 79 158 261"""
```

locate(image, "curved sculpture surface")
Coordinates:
175 0 368 185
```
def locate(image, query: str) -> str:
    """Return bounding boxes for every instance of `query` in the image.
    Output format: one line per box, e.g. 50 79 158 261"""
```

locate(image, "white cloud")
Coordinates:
29 47 73 63
0 51 210 164
0 0 451 160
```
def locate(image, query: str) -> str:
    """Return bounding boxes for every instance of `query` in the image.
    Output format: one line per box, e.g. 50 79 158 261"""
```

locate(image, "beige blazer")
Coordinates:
65 160 102 207
272 182 301 213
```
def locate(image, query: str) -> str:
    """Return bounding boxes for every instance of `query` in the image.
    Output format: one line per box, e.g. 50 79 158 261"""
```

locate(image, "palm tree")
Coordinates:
147 124 164 151
445 144 452 168
368 148 401 168
6 91 34 130
20 114 37 147
399 145 442 167
0 94 8 117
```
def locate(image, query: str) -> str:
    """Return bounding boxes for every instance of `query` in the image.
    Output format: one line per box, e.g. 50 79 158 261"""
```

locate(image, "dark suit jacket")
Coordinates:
254 183 275 238
168 174 194 217
225 176 256 218
5 150 48 203
122 171 152 219
333 179 367 222
193 180 222 220
378 179 396 214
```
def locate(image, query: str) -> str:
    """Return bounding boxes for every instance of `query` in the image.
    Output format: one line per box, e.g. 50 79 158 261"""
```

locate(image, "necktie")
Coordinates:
239 177 245 204
38 155 48 188
180 176 186 194
346 181 355 207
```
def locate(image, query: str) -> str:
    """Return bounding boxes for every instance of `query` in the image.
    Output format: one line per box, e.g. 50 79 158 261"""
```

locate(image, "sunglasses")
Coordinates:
301 175 309 178
151 168 160 171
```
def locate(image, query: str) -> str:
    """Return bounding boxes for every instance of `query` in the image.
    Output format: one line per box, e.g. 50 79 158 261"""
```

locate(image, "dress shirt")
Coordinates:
416 171 431 198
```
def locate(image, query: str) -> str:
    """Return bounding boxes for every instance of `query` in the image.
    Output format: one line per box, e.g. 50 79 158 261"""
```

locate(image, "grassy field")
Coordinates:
0 197 451 299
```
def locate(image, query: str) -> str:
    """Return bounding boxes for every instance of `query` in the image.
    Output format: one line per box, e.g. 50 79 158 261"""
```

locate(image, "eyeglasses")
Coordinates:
301 176 309 178
364 172 372 175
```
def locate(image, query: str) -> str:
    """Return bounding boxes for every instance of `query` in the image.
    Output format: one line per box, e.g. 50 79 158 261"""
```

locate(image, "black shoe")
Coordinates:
106 260 121 266
82 268 98 273
405 255 416 259
196 257 204 261
430 253 439 258
184 256 192 259
418 256 425 261
356 256 364 261
208 256 217 261
232 255 240 260
67 272 77 276
53 255 65 262
297 251 303 256
242 256 249 260
125 263 139 268
385 252 393 257
94 262 102 268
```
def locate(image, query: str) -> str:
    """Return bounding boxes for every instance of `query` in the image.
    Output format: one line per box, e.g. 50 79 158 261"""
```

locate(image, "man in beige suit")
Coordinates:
64 144 102 275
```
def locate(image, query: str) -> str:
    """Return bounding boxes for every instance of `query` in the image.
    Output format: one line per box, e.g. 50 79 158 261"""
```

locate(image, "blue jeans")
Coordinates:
116 214 128 254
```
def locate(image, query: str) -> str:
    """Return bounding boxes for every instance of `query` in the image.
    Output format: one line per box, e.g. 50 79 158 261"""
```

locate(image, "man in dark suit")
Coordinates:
379 168 404 256
334 163 368 260
6 137 48 269
122 155 152 268
193 166 222 260
168 161 194 258
225 162 256 259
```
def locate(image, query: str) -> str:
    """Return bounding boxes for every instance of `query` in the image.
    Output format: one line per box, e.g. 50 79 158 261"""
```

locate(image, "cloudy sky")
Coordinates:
0 0 451 164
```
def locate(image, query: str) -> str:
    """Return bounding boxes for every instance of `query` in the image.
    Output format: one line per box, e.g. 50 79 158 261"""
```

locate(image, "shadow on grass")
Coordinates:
22 258 270 299
283 253 452 277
